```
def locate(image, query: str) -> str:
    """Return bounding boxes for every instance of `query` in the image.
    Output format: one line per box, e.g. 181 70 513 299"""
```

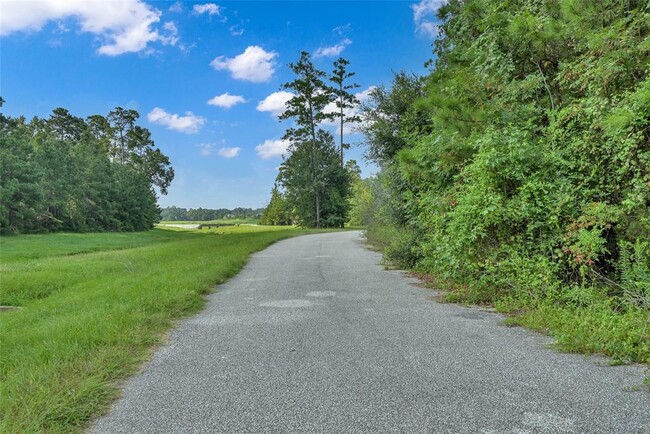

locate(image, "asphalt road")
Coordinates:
93 231 650 433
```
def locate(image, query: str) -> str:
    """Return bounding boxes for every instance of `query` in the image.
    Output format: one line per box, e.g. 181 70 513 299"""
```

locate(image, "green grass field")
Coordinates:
158 217 259 225
0 226 306 433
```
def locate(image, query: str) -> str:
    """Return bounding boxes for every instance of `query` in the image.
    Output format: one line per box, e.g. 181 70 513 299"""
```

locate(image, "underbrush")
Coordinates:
366 224 650 365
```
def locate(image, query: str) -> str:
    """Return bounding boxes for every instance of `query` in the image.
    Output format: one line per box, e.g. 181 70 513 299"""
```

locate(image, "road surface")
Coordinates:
93 231 649 433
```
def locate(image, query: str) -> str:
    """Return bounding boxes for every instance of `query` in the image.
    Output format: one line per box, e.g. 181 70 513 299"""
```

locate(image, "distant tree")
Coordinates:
160 206 189 221
279 51 335 228
107 107 138 165
260 184 292 225
346 160 375 227
106 108 174 194
278 129 350 227
0 104 173 234
47 108 86 142
330 57 361 167
0 116 42 233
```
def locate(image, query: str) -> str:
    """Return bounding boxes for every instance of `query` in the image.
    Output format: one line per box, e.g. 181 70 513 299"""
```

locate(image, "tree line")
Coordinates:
261 53 360 228
352 0 649 362
0 100 173 234
161 206 264 221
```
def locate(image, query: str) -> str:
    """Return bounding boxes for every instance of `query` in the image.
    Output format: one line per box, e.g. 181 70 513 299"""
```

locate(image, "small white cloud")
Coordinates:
332 24 351 36
256 91 294 118
0 0 176 56
229 25 244 36
55 22 69 33
147 107 206 134
412 0 445 38
218 147 241 158
207 93 246 109
169 2 183 13
211 46 278 83
256 139 290 159
314 38 352 58
199 143 215 156
160 21 179 46
193 3 220 15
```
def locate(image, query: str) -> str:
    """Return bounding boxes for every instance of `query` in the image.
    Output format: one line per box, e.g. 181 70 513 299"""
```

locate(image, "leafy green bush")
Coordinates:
356 0 650 363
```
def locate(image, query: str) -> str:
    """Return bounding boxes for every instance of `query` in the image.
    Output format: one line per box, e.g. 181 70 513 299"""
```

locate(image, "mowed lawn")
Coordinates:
0 226 305 433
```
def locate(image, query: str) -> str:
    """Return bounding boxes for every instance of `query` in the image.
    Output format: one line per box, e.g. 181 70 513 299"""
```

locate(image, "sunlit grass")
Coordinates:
158 217 259 225
0 226 309 433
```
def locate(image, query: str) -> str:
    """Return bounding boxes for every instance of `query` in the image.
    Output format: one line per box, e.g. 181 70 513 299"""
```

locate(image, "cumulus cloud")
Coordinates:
255 139 290 159
256 91 294 118
210 46 278 83
207 93 246 109
147 107 205 134
193 3 220 15
412 0 446 38
217 147 241 158
314 38 352 58
0 0 179 55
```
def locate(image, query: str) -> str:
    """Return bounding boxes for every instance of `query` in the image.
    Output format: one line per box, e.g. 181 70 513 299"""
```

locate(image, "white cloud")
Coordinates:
229 25 244 36
193 3 220 15
412 0 446 38
314 38 352 58
332 24 351 36
355 86 375 104
169 2 183 13
210 46 278 83
160 21 179 46
199 143 215 156
0 0 179 56
255 139 290 159
217 147 241 158
256 91 294 118
147 107 205 134
207 93 246 109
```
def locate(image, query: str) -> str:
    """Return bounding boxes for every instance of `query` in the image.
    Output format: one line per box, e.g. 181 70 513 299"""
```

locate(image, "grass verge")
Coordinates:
0 226 311 433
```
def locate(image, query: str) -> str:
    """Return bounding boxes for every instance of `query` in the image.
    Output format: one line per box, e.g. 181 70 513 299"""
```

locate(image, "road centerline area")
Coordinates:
93 231 650 434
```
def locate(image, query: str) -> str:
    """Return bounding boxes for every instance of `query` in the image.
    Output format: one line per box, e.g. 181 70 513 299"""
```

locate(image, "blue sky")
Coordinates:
1 0 442 209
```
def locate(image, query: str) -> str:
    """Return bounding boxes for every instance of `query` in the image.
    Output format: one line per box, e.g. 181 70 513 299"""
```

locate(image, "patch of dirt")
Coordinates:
427 294 447 303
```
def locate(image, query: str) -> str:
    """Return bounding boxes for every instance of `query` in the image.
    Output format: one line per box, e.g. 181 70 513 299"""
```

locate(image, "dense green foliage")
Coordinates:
358 0 649 362
259 184 293 225
0 227 310 433
0 104 173 234
279 129 351 227
160 206 264 221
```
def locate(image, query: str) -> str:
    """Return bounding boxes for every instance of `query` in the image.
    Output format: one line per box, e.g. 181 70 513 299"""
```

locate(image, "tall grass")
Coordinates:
0 227 305 433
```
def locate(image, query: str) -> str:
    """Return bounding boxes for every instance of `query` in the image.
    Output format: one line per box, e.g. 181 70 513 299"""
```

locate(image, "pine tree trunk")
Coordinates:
316 193 320 228
339 94 344 168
